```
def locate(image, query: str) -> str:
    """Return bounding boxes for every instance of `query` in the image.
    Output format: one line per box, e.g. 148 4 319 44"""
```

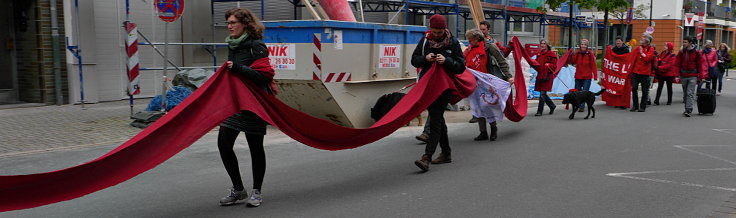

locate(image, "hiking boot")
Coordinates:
653 101 660 105
534 112 542 116
415 133 429 143
469 116 478 123
490 126 498 141
629 108 639 112
474 132 488 141
638 108 646 112
549 106 556 115
431 153 452 164
414 154 430 172
246 189 262 207
220 188 247 206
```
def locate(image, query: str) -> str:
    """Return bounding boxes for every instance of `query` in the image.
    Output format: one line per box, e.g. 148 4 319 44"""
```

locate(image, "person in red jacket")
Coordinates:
654 42 677 105
533 39 559 116
673 36 707 117
570 39 598 112
629 33 656 112
699 40 719 90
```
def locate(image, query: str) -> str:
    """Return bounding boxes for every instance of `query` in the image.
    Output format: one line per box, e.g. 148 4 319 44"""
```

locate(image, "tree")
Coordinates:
539 0 596 48
542 0 630 48
596 0 630 48
611 3 649 42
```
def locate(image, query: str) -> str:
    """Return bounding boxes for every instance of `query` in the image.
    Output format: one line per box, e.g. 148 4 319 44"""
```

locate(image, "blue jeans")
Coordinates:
718 70 725 93
574 79 592 108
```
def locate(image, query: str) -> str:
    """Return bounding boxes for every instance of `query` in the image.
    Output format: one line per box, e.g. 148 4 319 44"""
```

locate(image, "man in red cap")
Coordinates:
411 14 466 172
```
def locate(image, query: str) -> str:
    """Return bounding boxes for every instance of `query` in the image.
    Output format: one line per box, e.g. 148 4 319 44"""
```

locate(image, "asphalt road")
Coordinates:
2 79 736 217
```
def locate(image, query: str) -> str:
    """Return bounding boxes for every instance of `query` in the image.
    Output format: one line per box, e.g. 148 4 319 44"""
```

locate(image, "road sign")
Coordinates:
585 17 594 25
685 13 694 27
575 15 586 23
155 0 184 22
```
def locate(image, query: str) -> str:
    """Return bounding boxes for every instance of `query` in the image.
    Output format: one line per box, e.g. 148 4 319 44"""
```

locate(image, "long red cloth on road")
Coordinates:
0 37 533 212
0 62 475 212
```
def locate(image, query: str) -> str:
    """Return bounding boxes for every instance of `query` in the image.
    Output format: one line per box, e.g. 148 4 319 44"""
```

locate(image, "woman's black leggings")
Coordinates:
654 76 673 104
218 126 266 191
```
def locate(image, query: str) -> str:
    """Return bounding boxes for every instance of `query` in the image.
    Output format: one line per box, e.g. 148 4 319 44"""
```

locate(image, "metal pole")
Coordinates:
261 0 265 20
649 0 653 27
212 1 218 67
74 0 85 109
126 0 133 117
358 0 365 22
568 0 573 49
456 5 460 37
161 22 168 112
405 1 409 25
503 2 508 47
51 0 63 105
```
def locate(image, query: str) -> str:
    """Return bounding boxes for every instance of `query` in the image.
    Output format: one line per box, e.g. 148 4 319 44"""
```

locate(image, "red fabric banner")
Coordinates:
504 37 531 122
601 46 632 107
0 37 541 211
0 61 475 211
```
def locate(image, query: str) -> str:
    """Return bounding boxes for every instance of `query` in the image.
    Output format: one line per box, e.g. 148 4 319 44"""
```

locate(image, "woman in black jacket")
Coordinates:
218 8 272 207
717 43 731 95
410 14 466 172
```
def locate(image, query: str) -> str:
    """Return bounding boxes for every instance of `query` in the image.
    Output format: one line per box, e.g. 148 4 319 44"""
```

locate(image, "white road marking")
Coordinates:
607 143 736 192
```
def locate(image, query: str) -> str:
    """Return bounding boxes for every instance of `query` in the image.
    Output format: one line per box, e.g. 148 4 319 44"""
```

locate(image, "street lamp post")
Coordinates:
569 0 573 49
649 0 653 27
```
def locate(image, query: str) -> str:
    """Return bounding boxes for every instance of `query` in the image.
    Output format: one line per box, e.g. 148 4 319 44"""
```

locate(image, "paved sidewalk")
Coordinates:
0 101 148 156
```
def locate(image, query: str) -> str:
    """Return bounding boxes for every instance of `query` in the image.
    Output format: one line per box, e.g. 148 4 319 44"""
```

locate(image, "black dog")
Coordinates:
561 89 606 120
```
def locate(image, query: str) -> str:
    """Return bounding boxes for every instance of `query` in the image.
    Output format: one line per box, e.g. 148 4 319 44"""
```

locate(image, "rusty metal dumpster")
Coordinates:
264 21 427 128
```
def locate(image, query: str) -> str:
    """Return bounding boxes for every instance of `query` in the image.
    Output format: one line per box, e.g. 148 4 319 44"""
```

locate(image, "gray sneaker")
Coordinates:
246 189 262 207
219 188 247 206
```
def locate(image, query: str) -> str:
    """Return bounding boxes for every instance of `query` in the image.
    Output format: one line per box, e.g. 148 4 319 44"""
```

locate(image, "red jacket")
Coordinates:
655 50 677 77
534 50 558 92
631 45 656 76
570 50 598 80
673 46 707 79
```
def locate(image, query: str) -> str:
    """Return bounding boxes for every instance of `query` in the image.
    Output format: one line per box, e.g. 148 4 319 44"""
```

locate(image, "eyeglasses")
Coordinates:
226 21 241 25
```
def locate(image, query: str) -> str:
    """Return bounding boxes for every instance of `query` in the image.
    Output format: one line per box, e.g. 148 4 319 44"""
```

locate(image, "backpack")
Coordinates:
370 92 406 121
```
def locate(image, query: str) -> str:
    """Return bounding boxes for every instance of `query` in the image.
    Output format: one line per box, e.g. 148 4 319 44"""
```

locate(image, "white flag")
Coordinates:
468 68 512 123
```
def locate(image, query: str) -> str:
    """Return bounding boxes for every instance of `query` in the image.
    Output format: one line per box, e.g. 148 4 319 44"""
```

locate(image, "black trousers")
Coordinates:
425 91 451 157
218 126 266 191
537 91 556 113
631 74 651 110
654 75 673 104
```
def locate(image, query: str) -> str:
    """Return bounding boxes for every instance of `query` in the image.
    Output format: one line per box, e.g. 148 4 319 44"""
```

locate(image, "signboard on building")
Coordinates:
697 12 704 40
154 0 184 22
267 44 296 70
575 15 586 23
684 13 695 26
378 45 401 69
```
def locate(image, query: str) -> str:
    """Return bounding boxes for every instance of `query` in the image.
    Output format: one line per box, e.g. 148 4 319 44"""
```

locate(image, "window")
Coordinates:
510 22 534 33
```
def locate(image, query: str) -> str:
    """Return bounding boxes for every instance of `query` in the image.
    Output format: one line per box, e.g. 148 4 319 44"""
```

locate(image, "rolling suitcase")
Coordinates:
697 87 716 114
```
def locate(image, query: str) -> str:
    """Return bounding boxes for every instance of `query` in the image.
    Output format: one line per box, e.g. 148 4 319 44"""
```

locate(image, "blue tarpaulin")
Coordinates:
528 65 601 100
